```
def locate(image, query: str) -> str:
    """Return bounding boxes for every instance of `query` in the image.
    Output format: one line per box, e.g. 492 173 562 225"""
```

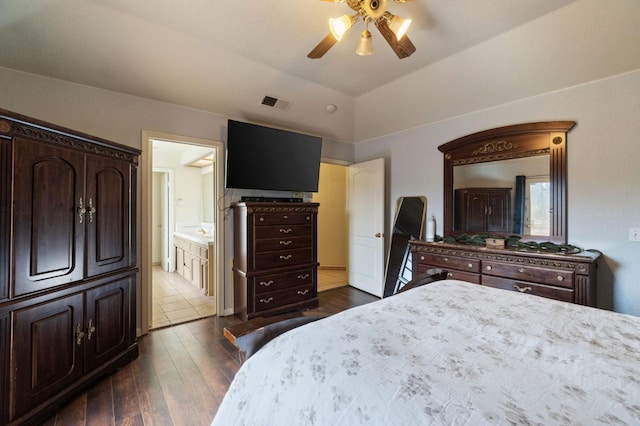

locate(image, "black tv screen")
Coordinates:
225 120 322 192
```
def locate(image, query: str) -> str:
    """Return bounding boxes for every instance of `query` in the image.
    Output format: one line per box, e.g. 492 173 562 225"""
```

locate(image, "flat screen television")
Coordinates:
225 120 322 192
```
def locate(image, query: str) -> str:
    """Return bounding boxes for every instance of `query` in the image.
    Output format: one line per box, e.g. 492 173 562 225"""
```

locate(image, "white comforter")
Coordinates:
212 280 640 425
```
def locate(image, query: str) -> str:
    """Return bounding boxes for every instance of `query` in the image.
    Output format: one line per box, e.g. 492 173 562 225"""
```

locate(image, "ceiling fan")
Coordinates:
308 0 416 59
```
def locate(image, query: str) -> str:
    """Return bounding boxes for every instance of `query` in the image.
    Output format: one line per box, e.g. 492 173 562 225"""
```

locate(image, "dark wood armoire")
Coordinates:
0 109 140 425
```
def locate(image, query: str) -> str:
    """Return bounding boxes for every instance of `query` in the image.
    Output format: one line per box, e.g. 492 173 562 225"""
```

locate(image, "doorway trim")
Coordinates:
140 130 225 336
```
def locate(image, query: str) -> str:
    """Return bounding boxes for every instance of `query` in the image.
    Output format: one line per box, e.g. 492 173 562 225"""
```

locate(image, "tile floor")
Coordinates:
317 268 348 292
151 266 348 329
151 266 217 329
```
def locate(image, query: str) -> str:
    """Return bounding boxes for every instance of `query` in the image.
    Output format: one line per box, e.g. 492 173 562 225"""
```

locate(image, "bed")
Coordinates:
212 280 640 425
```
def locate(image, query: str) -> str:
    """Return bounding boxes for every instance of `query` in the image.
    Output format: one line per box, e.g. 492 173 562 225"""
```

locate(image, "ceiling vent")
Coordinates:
260 95 291 111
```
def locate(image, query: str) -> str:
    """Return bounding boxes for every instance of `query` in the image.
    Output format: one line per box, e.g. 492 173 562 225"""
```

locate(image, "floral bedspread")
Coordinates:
212 280 640 425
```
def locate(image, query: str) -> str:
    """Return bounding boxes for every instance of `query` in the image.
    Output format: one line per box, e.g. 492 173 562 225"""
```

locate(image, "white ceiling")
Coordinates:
1 0 635 143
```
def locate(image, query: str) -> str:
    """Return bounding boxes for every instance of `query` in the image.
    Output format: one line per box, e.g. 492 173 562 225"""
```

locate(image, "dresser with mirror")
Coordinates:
410 121 601 306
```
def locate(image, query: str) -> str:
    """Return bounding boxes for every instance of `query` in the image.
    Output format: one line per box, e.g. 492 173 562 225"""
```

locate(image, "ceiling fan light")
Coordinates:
355 30 374 56
329 15 354 41
389 15 412 40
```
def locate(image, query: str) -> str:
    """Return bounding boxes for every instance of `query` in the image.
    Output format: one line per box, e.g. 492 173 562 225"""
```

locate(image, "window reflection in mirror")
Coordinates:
453 155 549 237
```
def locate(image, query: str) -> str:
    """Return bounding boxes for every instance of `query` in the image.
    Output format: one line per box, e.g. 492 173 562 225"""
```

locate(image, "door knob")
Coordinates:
375 232 383 238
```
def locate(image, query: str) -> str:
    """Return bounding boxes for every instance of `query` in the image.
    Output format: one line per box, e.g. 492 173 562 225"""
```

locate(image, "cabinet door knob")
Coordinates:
486 265 492 271
87 198 97 223
76 323 85 345
87 318 96 340
77 198 86 224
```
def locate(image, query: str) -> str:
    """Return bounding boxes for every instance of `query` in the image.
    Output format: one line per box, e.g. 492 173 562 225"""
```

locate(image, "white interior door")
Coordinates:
348 158 385 297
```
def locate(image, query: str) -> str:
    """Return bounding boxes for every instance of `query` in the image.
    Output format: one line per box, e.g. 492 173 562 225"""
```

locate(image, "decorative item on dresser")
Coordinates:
410 241 600 306
0 109 139 425
232 202 319 321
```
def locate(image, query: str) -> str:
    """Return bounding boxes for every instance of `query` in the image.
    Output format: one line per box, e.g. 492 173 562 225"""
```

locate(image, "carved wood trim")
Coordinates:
0 109 140 165
244 205 319 214
412 244 594 273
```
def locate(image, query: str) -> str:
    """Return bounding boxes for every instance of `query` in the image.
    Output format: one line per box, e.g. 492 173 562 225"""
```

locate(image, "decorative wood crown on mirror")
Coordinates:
439 121 576 244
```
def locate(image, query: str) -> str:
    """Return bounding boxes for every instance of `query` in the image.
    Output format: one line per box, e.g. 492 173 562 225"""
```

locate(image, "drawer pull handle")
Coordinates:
486 265 492 271
280 255 292 260
444 258 449 262
420 256 425 261
557 276 564 282
280 228 292 233
519 268 525 273
297 289 309 296
259 217 264 222
280 240 292 246
297 274 310 279
447 272 453 277
468 263 473 268
259 280 274 287
259 297 274 304
283 215 288 219
514 284 532 293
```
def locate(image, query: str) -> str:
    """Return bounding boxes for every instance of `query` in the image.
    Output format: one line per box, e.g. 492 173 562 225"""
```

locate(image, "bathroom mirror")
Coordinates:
439 122 576 244
383 196 427 297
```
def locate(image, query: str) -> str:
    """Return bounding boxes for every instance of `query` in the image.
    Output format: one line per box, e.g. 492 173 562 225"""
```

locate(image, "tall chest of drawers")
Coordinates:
409 241 600 306
233 202 319 321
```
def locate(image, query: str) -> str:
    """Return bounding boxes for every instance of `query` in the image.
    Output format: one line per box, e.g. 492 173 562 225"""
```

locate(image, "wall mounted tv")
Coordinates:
225 119 323 192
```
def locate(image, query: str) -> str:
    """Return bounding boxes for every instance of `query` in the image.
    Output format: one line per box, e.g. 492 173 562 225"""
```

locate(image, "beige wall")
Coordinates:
313 163 348 269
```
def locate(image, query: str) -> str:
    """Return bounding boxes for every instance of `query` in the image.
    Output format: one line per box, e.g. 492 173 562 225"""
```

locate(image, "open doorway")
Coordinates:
313 162 349 292
140 131 225 333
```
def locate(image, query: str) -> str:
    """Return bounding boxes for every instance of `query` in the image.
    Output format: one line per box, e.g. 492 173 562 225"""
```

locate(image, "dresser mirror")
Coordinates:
439 122 576 244
383 196 427 297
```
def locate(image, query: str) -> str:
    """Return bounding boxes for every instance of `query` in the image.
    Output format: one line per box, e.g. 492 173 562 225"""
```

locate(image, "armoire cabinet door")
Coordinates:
85 154 132 277
13 138 85 296
84 277 134 371
10 293 84 421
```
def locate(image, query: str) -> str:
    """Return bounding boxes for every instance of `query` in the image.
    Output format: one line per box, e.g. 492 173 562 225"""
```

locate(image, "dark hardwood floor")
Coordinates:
42 286 379 426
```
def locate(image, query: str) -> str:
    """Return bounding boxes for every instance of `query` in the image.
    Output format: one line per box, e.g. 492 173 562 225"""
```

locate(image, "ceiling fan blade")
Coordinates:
375 18 416 59
307 33 339 59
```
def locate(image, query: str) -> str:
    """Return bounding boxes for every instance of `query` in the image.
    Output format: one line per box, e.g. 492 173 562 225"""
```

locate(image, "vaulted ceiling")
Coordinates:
1 0 638 142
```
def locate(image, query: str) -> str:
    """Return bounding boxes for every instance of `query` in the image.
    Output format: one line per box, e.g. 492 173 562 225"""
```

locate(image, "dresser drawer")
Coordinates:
253 284 315 313
255 224 312 239
482 261 574 289
253 268 315 294
417 253 480 273
482 275 574 303
255 235 312 253
255 213 313 226
416 263 480 284
254 248 313 270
